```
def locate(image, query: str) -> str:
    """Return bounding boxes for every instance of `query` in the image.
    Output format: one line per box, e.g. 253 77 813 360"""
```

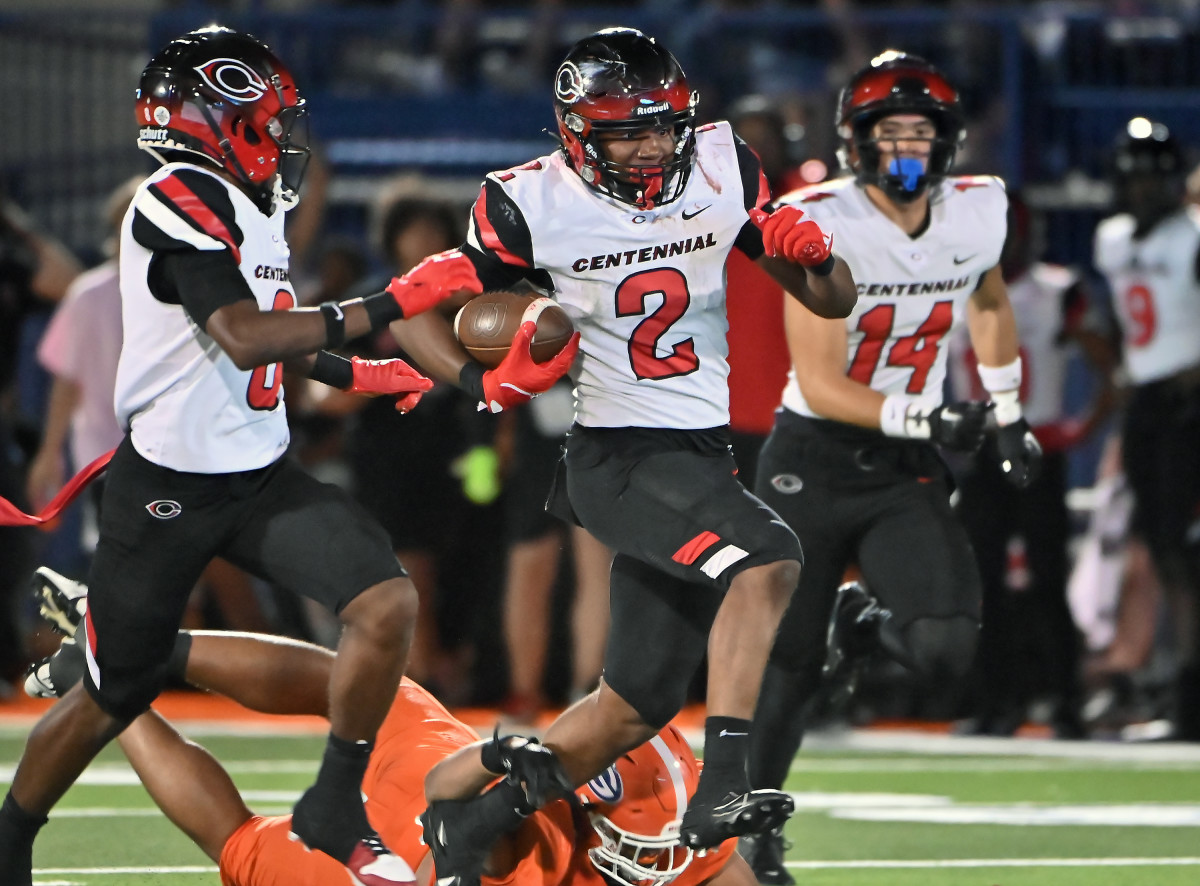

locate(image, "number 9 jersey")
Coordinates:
776 175 1007 418
463 121 770 430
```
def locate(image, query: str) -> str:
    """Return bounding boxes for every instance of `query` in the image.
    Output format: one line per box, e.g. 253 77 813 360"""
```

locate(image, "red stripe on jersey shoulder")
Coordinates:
473 184 531 268
155 173 242 264
673 531 721 566
951 175 991 192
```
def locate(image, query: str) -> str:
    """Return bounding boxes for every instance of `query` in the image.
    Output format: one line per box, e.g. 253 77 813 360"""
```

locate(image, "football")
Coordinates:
453 291 574 369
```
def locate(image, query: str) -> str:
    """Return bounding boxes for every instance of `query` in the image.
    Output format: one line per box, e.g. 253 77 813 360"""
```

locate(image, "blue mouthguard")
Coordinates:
889 157 924 192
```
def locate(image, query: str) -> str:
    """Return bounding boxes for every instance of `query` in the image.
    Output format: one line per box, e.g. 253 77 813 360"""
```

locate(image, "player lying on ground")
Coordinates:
26 568 758 886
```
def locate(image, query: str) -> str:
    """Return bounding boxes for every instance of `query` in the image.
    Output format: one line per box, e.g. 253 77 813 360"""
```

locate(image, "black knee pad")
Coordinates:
893 615 979 683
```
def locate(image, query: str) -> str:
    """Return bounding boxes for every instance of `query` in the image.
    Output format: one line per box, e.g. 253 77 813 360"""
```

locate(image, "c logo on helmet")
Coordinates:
555 61 584 104
195 58 268 103
585 765 623 803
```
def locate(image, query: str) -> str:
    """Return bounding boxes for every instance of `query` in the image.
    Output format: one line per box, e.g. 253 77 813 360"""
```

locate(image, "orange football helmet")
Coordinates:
576 726 700 886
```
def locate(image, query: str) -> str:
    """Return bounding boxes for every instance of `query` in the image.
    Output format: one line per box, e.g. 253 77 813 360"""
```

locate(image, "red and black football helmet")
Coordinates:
575 726 699 886
553 28 698 210
135 25 310 210
837 50 965 203
1110 117 1186 228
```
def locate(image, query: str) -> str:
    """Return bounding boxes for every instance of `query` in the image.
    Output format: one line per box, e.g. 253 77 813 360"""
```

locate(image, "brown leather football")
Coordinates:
453 291 574 369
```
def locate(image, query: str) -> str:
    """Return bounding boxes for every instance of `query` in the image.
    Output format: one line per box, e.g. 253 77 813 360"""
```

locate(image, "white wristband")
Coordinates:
977 357 1022 394
991 388 1023 426
880 394 931 439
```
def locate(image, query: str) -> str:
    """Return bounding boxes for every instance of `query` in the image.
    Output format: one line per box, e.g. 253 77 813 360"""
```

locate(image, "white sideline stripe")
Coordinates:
35 866 218 875
785 857 1200 869
803 728 1200 762
1 760 317 786
789 757 1200 773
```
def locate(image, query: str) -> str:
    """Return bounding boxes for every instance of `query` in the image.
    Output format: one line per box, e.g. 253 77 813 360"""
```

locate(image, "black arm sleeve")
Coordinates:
153 249 255 330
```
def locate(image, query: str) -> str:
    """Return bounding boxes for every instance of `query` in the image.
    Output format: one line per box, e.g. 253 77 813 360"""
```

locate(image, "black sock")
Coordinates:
0 791 47 884
696 716 752 799
291 733 376 863
314 732 374 801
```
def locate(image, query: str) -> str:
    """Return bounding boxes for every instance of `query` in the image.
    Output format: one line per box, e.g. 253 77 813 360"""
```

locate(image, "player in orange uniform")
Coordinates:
25 572 754 886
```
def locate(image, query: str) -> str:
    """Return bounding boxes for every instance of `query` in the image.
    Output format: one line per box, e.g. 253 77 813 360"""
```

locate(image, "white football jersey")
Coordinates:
776 175 1007 419
465 122 770 429
1093 206 1200 384
115 163 293 472
948 262 1083 427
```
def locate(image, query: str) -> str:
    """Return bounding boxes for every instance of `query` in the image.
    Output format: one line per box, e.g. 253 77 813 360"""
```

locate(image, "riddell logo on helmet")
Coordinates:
635 102 670 116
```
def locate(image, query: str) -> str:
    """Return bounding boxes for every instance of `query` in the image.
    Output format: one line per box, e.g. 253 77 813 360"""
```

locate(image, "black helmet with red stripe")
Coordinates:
553 28 698 209
135 25 310 211
837 50 964 203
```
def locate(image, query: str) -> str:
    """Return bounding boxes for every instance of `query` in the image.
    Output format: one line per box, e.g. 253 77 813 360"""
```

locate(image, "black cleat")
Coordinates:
739 826 795 886
679 789 794 850
24 638 86 699
420 800 491 886
822 581 890 708
31 566 88 637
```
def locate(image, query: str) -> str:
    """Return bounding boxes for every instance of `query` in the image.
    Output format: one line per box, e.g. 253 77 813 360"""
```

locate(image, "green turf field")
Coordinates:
3 725 1199 885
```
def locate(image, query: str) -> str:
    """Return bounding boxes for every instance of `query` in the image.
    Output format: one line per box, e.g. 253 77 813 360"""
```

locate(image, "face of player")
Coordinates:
596 125 676 177
870 113 936 175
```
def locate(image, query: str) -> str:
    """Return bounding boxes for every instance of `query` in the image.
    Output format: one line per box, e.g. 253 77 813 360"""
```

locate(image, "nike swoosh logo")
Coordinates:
719 729 748 737
682 205 712 220
953 254 976 265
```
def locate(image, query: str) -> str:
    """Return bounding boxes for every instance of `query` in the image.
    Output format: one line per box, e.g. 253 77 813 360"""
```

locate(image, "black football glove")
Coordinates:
927 401 991 452
480 726 573 810
995 418 1043 488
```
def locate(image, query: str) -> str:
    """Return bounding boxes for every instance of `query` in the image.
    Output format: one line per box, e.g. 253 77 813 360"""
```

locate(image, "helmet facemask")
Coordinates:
847 108 959 204
558 104 697 210
586 809 693 886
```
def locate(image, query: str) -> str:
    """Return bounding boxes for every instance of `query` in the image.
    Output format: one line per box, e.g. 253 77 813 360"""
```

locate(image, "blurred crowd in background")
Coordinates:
4 0 1200 740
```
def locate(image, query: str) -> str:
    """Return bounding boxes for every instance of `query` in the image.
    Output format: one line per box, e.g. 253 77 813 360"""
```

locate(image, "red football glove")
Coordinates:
481 321 580 413
385 249 483 319
347 356 434 413
750 205 834 267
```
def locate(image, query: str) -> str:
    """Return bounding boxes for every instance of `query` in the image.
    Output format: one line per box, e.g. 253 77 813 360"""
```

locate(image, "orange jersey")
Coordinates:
218 680 733 886
219 678 479 886
484 801 736 886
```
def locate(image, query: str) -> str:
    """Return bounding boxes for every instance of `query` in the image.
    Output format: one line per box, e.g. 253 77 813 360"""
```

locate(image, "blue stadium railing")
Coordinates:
5 5 1200 267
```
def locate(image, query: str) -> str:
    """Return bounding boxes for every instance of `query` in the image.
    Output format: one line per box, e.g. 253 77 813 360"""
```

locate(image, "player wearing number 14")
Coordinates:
742 51 1043 883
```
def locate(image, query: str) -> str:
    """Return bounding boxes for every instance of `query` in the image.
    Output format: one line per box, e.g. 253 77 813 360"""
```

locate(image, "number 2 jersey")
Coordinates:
462 121 769 429
1092 205 1200 385
775 175 1008 420
115 163 294 473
